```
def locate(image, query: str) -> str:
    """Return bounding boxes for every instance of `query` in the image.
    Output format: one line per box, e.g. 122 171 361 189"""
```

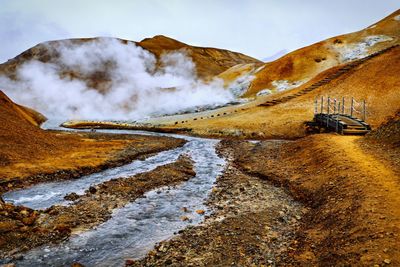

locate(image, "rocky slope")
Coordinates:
0 90 185 191
154 40 400 139
219 9 400 97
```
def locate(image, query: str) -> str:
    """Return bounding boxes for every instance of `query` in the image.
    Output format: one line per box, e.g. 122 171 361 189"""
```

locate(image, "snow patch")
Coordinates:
228 74 255 97
254 65 265 73
272 80 307 92
337 35 393 61
368 24 377 29
394 15 400 21
256 89 272 96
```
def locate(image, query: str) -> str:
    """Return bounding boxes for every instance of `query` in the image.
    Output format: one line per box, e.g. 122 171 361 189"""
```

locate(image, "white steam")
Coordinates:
0 38 234 120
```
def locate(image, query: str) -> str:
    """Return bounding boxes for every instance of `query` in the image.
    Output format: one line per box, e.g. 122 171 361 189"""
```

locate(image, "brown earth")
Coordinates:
131 134 400 266
0 90 186 193
138 35 262 79
217 9 400 97
148 43 400 139
0 155 195 260
230 135 400 266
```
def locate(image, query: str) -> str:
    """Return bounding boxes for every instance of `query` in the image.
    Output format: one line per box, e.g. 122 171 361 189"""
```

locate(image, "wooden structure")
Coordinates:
310 96 371 135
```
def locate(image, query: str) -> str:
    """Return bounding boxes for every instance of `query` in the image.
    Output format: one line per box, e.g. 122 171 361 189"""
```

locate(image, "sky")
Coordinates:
0 0 399 63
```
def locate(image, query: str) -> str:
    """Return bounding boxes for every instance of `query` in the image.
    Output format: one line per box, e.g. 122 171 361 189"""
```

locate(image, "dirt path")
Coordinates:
129 134 400 266
228 135 400 266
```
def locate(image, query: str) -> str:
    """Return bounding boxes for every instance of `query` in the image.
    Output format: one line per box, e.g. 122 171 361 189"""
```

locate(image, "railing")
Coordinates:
314 96 367 121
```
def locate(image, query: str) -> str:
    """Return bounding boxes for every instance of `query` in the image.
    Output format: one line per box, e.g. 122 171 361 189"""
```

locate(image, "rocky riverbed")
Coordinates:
130 140 305 266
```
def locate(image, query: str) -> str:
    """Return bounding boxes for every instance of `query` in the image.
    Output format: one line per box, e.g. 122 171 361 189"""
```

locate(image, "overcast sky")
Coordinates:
0 0 399 63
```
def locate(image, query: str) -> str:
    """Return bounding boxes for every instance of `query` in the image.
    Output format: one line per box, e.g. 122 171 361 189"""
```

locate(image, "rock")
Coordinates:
64 192 80 201
125 258 136 266
180 216 190 221
71 263 85 267
54 224 71 234
20 209 29 217
383 259 391 264
0 221 19 233
1 263 16 267
181 207 189 212
88 186 97 194
22 215 36 226
195 209 205 215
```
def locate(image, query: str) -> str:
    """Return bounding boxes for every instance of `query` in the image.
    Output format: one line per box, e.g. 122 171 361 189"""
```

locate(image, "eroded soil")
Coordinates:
129 134 400 266
0 155 195 260
0 132 186 194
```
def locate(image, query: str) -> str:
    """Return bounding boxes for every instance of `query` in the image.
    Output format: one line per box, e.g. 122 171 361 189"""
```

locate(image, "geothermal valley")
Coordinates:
0 9 400 267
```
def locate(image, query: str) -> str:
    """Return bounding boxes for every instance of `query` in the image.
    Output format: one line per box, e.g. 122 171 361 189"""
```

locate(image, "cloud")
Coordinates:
0 12 69 63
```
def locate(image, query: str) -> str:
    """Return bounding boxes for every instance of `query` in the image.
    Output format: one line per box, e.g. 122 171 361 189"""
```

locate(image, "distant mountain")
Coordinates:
262 49 289 62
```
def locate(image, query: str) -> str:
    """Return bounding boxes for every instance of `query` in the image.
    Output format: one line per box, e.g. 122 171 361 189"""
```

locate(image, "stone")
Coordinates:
64 192 80 201
88 186 97 194
195 210 205 215
20 209 29 216
180 216 190 221
181 207 189 212
125 259 136 266
54 224 71 234
22 216 36 226
0 221 19 233
383 259 391 264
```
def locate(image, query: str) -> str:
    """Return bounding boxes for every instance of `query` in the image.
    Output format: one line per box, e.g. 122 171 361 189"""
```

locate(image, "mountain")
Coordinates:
137 35 262 78
219 9 400 97
0 35 261 86
176 43 400 139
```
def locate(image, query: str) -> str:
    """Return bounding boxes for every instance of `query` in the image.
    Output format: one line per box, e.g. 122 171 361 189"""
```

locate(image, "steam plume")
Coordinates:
0 38 234 120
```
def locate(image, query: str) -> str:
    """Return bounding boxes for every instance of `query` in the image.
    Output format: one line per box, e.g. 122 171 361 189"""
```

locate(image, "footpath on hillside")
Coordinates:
131 134 400 266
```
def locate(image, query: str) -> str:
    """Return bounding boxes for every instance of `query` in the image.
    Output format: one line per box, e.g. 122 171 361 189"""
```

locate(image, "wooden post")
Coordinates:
327 97 330 115
327 96 331 128
342 97 345 115
314 98 318 114
350 97 354 118
363 100 366 121
338 102 341 115
320 96 324 114
333 99 337 114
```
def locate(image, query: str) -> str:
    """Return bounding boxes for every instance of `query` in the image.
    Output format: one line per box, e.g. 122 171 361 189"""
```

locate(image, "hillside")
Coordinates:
0 35 261 86
144 44 400 139
219 9 400 97
137 35 262 79
0 90 185 191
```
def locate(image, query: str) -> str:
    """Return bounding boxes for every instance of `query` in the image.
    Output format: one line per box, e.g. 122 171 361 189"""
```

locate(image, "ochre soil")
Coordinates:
0 131 185 193
130 134 399 266
233 135 400 266
163 44 400 139
0 91 185 193
242 9 400 96
0 155 195 260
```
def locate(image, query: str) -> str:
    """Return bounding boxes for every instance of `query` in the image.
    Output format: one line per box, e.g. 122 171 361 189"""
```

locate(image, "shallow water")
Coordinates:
3 124 225 266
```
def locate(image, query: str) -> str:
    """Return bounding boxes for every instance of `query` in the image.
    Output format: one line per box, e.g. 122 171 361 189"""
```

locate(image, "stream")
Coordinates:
1 124 226 266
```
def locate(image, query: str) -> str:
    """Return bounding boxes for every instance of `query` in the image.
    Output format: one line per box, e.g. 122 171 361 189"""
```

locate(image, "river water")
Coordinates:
1 125 226 266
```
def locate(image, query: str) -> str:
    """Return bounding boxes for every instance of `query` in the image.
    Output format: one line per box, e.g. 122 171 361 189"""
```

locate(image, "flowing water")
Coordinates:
1 124 226 266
